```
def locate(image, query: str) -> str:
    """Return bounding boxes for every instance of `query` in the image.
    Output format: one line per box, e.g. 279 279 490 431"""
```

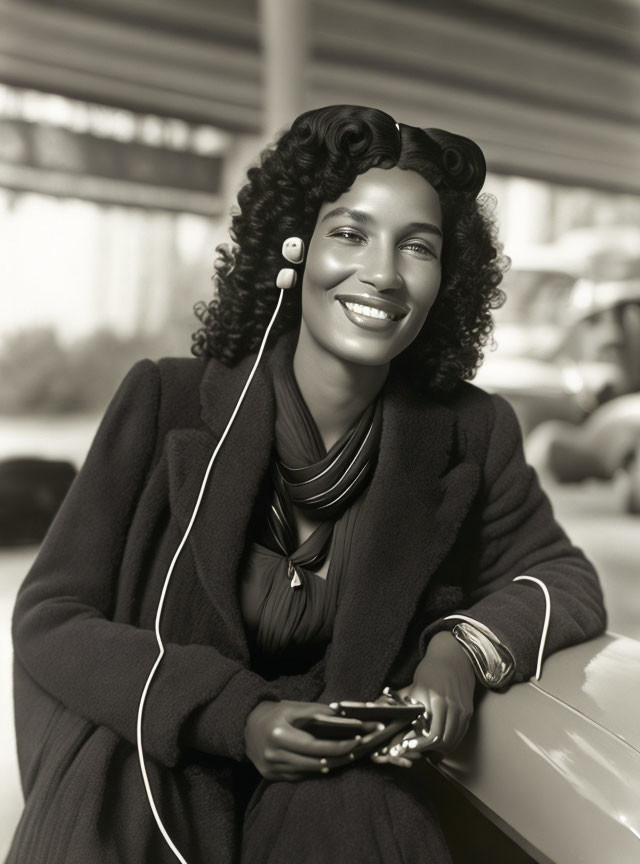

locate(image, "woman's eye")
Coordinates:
329 229 366 243
401 240 437 258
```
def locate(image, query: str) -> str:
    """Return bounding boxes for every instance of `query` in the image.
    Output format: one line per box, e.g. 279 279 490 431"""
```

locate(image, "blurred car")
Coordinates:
428 632 640 863
476 266 608 435
526 393 640 514
477 268 640 437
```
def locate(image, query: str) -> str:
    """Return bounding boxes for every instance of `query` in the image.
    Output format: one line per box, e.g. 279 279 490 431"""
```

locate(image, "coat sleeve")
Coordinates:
12 360 280 768
422 394 607 683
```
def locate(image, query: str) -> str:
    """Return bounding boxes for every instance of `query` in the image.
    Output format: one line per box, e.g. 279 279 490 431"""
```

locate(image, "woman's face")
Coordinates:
299 166 443 368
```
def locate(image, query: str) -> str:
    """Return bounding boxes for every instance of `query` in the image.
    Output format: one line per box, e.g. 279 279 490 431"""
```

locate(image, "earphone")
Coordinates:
277 237 305 289
136 239 302 863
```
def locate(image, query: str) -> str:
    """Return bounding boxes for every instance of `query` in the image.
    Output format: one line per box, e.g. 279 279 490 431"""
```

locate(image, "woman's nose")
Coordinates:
356 245 402 292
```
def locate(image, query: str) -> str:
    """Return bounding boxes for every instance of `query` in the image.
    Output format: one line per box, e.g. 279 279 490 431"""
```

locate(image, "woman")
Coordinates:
9 105 606 863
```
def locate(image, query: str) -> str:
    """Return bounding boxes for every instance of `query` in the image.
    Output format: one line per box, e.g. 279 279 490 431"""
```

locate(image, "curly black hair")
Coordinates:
192 105 507 392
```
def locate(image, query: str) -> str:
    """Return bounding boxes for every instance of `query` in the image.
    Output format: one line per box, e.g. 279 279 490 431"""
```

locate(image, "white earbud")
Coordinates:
276 268 297 290
281 237 304 264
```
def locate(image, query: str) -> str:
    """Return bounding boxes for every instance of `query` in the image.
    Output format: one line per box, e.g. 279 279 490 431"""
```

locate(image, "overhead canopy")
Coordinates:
1 0 638 193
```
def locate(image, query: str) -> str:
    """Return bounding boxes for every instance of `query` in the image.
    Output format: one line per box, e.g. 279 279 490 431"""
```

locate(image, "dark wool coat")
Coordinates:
8 343 607 863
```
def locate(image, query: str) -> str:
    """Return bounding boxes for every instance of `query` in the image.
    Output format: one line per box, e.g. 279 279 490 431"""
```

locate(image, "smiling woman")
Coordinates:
9 105 607 864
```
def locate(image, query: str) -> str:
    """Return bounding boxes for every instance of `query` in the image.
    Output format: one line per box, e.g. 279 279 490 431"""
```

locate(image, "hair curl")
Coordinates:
192 105 507 392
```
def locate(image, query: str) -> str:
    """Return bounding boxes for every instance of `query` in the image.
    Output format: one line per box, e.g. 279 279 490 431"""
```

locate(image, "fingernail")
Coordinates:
321 766 329 774
354 735 362 742
406 739 419 749
376 722 385 731
349 752 356 761
320 758 328 766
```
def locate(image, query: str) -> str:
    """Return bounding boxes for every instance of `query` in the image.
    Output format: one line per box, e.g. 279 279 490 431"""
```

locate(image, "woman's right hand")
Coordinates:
245 700 370 781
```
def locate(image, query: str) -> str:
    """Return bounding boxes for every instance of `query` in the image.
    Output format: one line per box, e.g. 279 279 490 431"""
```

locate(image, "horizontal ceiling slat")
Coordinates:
393 0 640 58
54 0 259 46
0 55 259 130
488 0 640 45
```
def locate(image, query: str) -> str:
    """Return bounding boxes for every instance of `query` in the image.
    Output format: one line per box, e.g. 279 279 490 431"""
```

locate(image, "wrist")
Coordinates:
425 630 465 659
245 699 278 729
421 631 476 678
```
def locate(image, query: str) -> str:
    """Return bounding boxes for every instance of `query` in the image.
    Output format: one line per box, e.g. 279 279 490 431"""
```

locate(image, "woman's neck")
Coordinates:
293 325 389 451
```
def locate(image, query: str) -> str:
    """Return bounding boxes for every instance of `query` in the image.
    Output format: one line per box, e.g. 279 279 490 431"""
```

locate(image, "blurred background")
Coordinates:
0 0 639 855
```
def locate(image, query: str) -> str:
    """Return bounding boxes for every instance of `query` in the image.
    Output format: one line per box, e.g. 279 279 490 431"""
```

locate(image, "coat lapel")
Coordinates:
322 377 480 701
166 353 275 663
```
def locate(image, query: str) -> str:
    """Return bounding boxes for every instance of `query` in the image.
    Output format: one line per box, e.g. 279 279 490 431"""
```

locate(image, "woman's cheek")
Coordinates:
306 249 356 291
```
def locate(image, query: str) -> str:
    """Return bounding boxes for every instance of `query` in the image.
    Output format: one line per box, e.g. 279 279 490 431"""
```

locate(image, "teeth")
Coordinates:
344 302 395 320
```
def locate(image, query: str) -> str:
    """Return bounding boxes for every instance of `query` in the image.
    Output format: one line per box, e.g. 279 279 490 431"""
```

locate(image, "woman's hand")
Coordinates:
389 630 477 761
245 700 369 782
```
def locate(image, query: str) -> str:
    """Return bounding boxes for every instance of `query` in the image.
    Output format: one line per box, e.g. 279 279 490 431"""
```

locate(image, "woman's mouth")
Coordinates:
336 294 409 330
343 301 398 321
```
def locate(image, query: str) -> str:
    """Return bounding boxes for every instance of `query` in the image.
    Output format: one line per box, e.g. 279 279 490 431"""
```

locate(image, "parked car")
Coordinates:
429 633 640 863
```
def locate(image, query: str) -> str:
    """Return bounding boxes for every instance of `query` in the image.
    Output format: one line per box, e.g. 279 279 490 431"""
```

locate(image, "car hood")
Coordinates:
529 633 640 753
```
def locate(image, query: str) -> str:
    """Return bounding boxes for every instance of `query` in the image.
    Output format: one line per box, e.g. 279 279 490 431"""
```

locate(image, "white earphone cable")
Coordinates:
513 575 551 681
136 289 285 864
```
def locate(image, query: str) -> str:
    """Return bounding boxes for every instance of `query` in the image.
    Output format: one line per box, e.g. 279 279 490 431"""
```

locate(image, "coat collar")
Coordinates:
166 336 480 679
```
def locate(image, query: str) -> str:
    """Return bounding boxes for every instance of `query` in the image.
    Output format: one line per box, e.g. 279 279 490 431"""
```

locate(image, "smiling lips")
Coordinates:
336 293 409 323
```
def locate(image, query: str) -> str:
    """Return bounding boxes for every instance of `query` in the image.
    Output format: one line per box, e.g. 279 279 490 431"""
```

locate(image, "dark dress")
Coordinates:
7 335 606 862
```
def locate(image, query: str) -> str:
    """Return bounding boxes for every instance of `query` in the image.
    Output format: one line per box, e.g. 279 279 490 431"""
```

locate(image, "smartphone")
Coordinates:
329 700 425 723
295 714 366 740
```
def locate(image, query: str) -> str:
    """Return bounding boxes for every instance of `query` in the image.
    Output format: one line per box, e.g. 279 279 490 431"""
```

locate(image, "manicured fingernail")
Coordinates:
376 722 385 731
321 766 329 774
406 739 419 749
349 752 356 760
354 735 362 742
320 758 328 765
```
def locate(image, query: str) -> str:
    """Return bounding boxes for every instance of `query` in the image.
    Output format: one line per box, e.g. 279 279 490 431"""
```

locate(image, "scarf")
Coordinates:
239 354 382 656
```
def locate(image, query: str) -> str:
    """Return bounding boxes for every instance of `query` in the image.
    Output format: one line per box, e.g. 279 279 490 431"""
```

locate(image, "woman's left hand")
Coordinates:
381 630 476 764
